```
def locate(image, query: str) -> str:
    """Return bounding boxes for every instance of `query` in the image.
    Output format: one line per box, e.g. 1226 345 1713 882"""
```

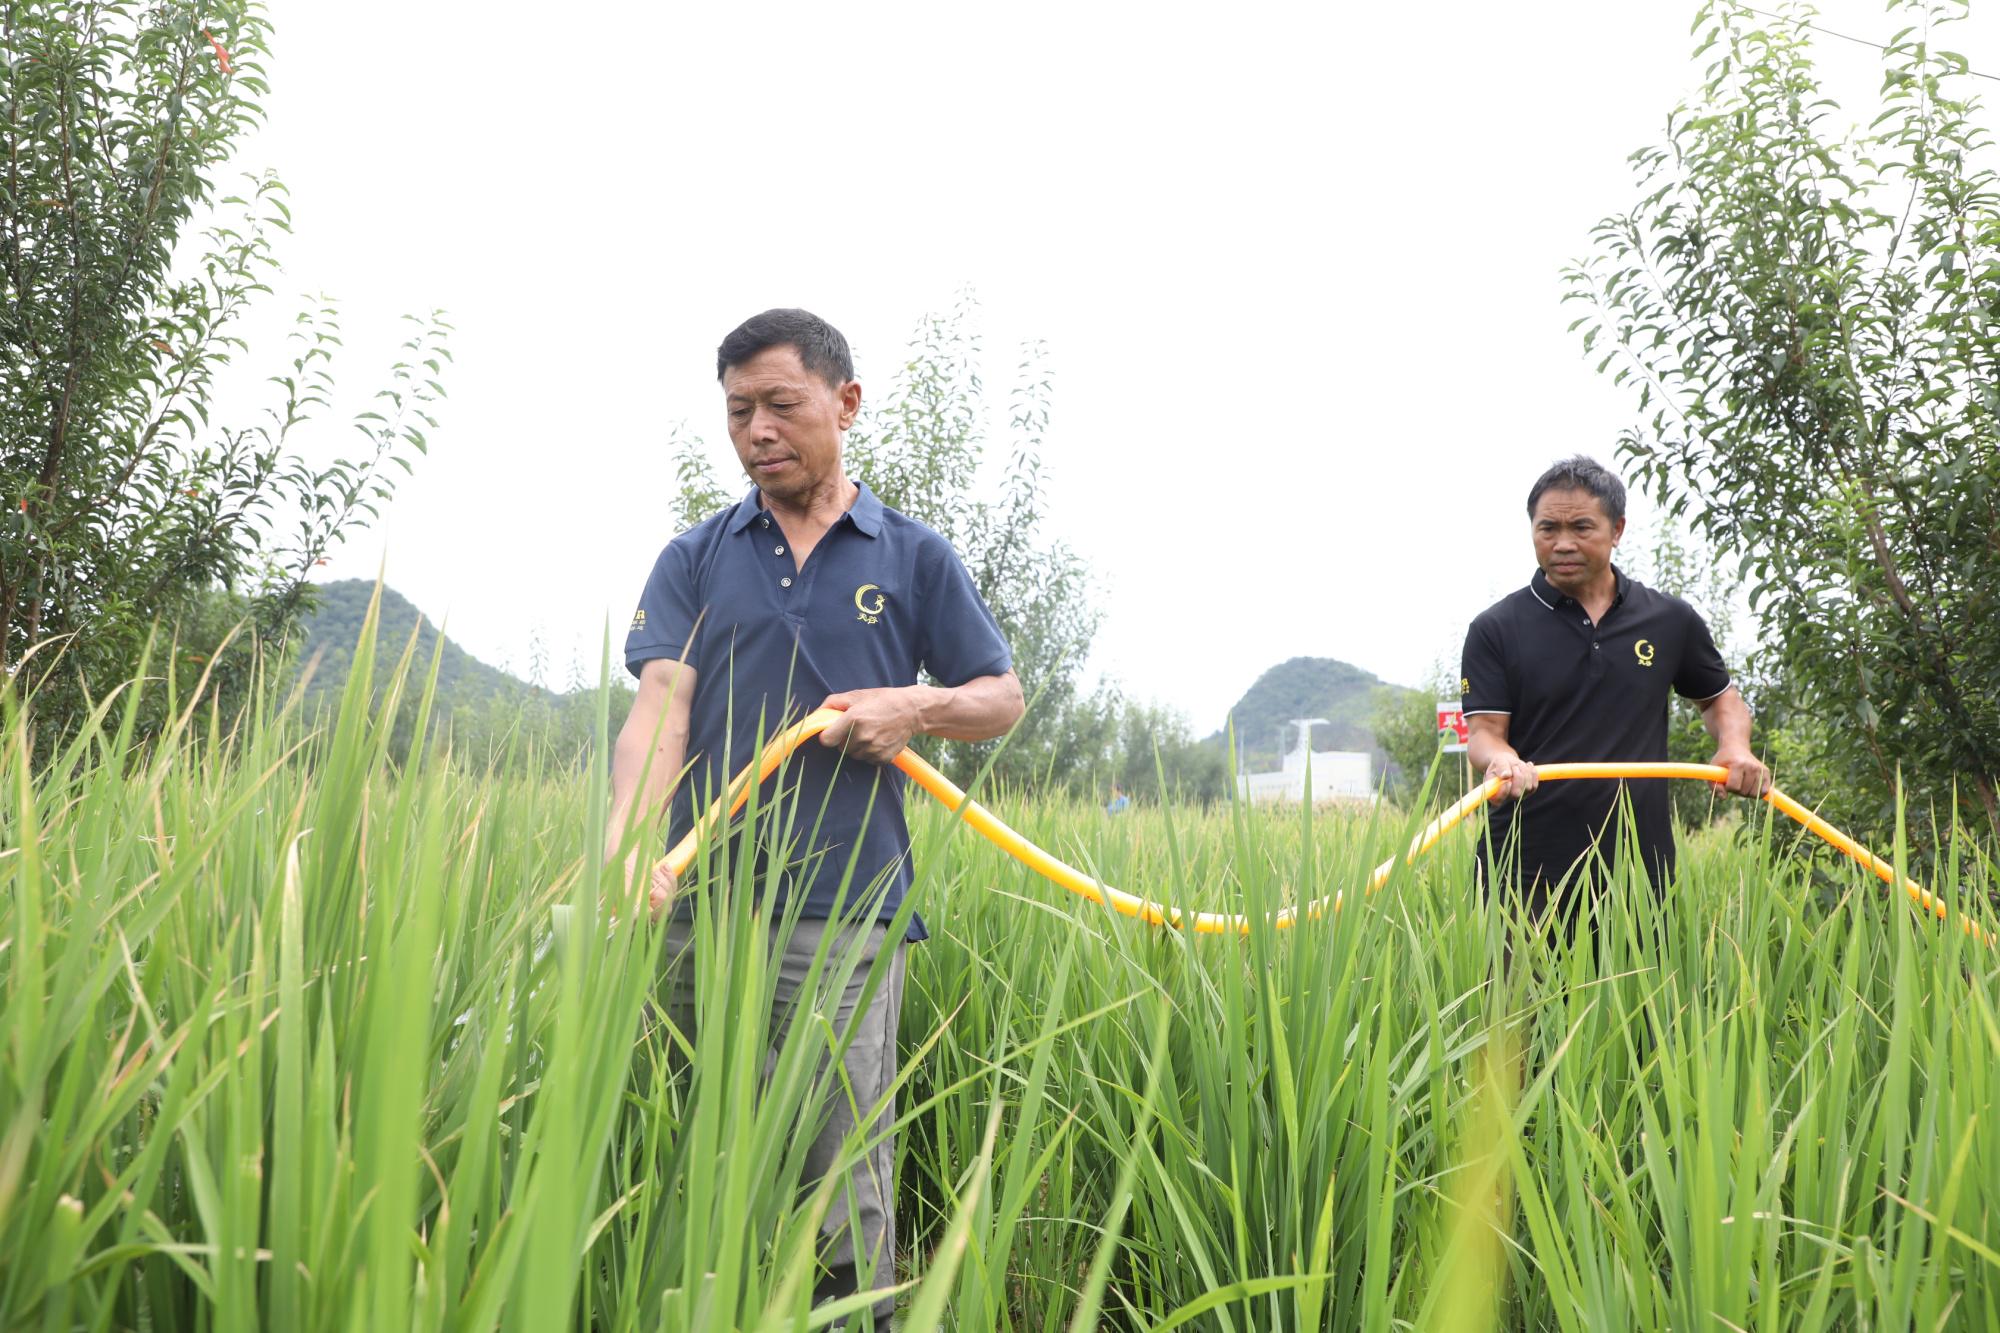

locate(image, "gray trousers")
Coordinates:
658 917 906 1322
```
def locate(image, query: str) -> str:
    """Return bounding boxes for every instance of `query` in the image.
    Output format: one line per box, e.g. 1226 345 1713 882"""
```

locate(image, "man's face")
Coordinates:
721 345 861 504
1531 487 1624 596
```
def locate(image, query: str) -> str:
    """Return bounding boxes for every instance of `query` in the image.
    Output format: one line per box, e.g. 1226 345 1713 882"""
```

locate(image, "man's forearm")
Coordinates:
605 721 685 859
913 671 1024 743
1699 687 1753 751
1467 729 1517 774
1697 685 1771 795
606 662 696 861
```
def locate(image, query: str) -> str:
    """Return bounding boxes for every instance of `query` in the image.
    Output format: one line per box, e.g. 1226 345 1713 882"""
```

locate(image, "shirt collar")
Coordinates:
725 479 884 538
1529 564 1628 610
846 480 884 537
724 487 766 534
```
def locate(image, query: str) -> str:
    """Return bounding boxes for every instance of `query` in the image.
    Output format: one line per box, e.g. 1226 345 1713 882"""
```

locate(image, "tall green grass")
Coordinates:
3 596 1998 1329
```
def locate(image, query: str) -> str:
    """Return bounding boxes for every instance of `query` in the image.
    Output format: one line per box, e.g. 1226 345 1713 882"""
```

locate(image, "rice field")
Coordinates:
4 609 2000 1331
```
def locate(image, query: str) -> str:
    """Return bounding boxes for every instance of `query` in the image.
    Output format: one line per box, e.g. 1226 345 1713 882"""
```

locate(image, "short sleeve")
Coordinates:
917 541 1012 686
1460 614 1512 715
1673 604 1732 701
623 539 701 677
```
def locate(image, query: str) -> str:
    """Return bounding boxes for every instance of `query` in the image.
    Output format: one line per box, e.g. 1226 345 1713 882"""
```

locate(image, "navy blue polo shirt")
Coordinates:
623 481 1012 939
1460 566 1731 895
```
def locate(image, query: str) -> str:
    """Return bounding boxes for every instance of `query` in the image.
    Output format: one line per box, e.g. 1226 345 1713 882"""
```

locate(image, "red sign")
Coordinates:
1436 700 1469 753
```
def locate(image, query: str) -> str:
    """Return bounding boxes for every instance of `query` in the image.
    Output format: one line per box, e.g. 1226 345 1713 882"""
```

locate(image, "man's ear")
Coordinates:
838 378 862 431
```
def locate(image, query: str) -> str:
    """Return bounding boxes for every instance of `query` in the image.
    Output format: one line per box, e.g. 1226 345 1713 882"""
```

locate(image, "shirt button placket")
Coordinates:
762 517 790 588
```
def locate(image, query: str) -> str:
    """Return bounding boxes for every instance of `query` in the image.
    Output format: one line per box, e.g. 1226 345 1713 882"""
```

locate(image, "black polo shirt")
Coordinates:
1460 566 1731 894
624 482 1013 939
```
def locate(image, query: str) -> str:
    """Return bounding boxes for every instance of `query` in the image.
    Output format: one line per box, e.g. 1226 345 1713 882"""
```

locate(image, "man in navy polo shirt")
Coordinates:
605 308 1023 1324
1461 455 1770 930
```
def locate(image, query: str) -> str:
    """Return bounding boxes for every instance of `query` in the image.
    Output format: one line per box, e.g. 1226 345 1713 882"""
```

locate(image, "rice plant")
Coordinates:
3 596 1997 1329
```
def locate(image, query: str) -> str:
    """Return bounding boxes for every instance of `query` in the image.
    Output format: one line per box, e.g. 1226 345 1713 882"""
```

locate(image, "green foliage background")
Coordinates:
0 1 448 749
1569 0 2000 841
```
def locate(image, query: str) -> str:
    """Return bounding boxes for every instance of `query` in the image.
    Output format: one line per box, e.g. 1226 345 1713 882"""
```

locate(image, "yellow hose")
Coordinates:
658 707 1991 946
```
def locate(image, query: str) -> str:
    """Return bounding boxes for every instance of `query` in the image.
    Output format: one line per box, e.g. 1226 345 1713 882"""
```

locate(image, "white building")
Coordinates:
1237 717 1377 805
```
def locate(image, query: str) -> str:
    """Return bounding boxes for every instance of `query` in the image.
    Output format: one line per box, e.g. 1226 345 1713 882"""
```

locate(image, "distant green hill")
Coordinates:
288 581 630 770
293 580 545 707
1208 656 1416 772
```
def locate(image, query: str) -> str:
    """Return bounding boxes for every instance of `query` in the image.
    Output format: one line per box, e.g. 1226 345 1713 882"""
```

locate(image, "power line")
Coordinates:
1738 4 2000 83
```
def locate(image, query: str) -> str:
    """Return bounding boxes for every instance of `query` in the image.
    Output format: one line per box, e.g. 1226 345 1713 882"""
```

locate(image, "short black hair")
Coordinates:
1526 454 1626 525
715 308 854 388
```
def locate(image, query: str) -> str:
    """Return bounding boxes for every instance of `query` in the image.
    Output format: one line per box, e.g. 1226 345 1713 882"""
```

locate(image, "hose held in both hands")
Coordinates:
650 707 1991 946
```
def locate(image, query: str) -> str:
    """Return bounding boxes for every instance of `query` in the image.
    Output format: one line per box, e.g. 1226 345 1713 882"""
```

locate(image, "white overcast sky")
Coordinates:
220 0 1999 729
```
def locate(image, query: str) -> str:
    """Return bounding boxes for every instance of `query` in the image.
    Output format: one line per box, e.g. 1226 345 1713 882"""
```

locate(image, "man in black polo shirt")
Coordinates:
605 309 1024 1325
1461 455 1770 927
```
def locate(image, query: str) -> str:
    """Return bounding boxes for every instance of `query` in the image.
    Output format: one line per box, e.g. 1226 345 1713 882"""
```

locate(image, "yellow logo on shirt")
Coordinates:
854 584 885 625
1634 639 1655 667
630 608 646 631
1461 676 1471 696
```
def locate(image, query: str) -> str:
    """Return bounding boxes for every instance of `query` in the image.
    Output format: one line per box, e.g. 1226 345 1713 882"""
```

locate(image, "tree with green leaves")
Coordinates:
1 2 448 732
1567 0 2000 836
1370 684 1436 807
1628 517 1769 830
1104 696 1229 805
671 295 1100 790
